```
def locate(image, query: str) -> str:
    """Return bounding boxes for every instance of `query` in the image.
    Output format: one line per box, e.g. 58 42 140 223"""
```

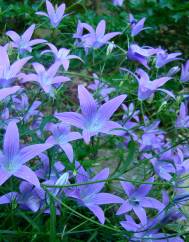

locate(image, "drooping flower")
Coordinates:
41 43 83 71
55 85 126 144
180 60 189 82
74 20 121 52
112 0 124 6
135 68 172 100
0 181 45 212
175 102 189 128
45 123 82 162
0 121 52 187
36 0 67 28
129 14 148 37
0 46 31 87
127 44 157 69
88 73 115 101
117 177 164 225
6 24 46 54
65 163 123 224
156 49 182 68
20 62 70 96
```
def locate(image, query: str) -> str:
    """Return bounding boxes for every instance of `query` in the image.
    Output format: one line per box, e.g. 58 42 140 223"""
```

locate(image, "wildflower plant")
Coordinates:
0 0 188 241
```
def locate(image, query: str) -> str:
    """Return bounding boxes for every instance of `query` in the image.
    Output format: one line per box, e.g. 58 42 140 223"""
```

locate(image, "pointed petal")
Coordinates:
55 112 85 129
0 192 18 204
61 143 74 162
0 46 10 68
151 77 171 90
36 11 48 17
3 121 19 160
22 24 35 42
56 3 65 19
120 181 135 196
101 121 124 136
93 193 124 204
88 168 109 193
46 0 55 18
14 165 40 187
133 206 147 225
0 169 11 186
86 204 105 224
19 143 52 165
97 95 126 121
100 32 121 43
9 56 32 78
32 62 45 74
134 177 154 197
6 30 20 42
96 20 106 37
116 200 132 215
52 76 70 84
82 129 92 144
78 85 97 118
0 86 20 101
142 197 164 211
29 39 47 46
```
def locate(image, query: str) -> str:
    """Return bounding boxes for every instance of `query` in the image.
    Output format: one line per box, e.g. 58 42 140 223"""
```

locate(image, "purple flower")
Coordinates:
0 46 31 87
88 73 115 101
122 103 139 122
180 60 189 82
74 20 121 52
117 177 164 225
112 0 124 6
41 43 83 71
0 181 45 212
167 66 180 77
20 62 70 96
129 14 148 37
156 49 182 68
65 164 123 224
45 123 81 162
55 85 126 144
0 121 52 187
136 68 171 100
175 103 189 128
127 44 157 69
6 24 46 54
36 0 67 28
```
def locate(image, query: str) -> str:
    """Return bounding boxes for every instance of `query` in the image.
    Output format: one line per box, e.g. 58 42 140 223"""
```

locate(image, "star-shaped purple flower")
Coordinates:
55 85 126 144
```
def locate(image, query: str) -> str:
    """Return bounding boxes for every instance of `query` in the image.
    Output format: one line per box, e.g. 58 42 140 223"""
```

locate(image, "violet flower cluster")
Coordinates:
0 0 188 241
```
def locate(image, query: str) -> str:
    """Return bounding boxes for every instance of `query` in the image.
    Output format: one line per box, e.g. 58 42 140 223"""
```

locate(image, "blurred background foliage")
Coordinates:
0 0 189 56
0 0 188 55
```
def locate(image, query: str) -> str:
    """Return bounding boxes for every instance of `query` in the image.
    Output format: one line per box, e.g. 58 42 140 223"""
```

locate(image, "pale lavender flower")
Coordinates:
122 103 139 122
127 44 157 69
20 62 70 96
55 85 126 144
65 164 123 224
41 43 83 71
36 0 67 28
112 0 124 6
88 73 115 101
180 60 189 82
45 123 81 162
175 102 189 128
136 68 171 100
156 49 182 68
0 46 31 87
74 20 121 52
6 24 46 54
117 177 164 225
129 14 148 37
0 121 52 187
